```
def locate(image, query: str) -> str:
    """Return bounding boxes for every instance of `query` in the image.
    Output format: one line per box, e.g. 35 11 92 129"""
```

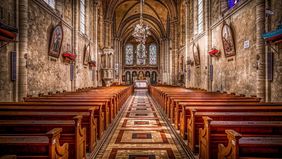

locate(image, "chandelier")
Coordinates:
132 0 151 44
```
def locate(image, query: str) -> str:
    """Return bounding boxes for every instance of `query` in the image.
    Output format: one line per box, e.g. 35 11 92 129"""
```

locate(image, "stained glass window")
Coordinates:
197 0 203 34
44 0 55 8
80 0 86 34
149 44 157 65
228 0 239 9
125 43 134 65
136 44 146 65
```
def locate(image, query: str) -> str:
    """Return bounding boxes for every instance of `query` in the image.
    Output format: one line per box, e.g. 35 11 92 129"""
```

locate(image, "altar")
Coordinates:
134 80 148 89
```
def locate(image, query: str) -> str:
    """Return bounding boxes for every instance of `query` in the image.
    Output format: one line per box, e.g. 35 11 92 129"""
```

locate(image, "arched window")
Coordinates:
228 0 239 9
197 0 203 34
149 43 157 65
125 43 134 65
80 0 86 34
44 0 55 8
136 43 146 65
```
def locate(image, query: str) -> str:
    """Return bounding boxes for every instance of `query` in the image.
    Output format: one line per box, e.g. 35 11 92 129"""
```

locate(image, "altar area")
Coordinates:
134 80 148 89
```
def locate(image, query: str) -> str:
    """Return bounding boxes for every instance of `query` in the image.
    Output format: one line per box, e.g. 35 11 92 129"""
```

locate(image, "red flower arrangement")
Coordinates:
208 48 220 57
62 52 76 62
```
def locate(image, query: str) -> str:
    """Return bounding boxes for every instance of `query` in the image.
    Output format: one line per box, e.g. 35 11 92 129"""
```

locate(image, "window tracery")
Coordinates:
149 43 157 65
125 43 134 65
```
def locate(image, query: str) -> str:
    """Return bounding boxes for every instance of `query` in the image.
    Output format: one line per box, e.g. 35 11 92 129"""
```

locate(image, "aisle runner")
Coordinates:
97 89 188 159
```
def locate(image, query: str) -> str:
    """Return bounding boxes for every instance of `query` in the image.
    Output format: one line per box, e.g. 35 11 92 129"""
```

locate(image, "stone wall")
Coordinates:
0 0 16 102
0 0 99 101
270 0 282 101
185 0 282 101
27 0 73 96
211 1 257 96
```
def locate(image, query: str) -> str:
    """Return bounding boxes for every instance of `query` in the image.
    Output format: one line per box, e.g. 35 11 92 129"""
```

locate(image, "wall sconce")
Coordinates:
252 54 260 70
187 59 194 65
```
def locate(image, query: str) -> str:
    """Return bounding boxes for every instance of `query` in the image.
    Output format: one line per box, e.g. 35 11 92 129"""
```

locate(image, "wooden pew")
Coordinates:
199 117 282 159
186 110 282 152
0 128 69 159
24 97 113 128
0 111 97 152
172 99 260 127
178 103 282 140
0 115 86 159
0 104 105 139
179 105 282 152
218 130 282 159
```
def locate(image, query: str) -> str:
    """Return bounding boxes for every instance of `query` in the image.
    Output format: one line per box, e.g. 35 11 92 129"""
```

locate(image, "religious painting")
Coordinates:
83 43 90 65
49 23 63 58
192 43 200 66
221 23 236 57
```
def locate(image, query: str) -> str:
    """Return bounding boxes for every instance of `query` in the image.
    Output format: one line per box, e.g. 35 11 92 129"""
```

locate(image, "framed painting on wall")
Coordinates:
49 23 64 58
83 43 90 65
221 23 236 57
193 43 200 66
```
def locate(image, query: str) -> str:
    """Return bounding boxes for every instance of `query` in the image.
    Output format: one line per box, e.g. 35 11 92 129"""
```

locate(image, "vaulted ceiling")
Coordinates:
103 0 180 44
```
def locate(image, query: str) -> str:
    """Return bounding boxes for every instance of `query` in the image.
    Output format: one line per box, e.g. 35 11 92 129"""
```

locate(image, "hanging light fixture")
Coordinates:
132 0 151 44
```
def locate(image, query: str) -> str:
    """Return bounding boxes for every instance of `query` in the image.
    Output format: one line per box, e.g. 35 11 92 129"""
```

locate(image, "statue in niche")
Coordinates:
138 71 145 80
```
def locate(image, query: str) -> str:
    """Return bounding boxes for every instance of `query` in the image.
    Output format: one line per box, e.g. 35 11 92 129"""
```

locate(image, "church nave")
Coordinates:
94 89 193 159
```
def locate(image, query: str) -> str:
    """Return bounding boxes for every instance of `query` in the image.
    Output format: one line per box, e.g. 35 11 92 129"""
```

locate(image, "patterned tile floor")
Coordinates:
94 89 194 159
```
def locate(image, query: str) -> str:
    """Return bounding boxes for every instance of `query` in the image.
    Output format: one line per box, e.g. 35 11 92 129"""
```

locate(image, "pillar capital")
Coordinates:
103 48 114 55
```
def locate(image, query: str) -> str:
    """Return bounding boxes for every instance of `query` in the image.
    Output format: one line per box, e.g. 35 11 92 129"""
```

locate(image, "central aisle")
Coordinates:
95 89 194 159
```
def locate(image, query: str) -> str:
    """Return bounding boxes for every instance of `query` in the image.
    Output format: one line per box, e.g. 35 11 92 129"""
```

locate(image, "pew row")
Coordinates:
0 128 69 159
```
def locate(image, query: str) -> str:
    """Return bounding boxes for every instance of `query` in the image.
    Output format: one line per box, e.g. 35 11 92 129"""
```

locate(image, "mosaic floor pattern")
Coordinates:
95 89 193 159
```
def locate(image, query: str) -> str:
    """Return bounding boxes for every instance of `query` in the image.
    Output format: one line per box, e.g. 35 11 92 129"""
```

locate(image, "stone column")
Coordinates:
256 0 266 101
118 39 123 83
165 38 170 84
206 0 212 92
265 0 271 102
92 0 99 87
72 0 79 91
159 38 164 83
184 1 189 88
18 0 28 101
170 20 178 85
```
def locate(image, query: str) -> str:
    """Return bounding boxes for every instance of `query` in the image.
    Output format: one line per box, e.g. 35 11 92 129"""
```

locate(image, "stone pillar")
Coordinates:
265 0 271 102
18 0 28 101
159 38 164 83
206 0 212 92
184 1 189 88
118 39 122 83
256 0 266 101
92 0 99 87
72 0 79 91
170 20 178 85
165 38 170 84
